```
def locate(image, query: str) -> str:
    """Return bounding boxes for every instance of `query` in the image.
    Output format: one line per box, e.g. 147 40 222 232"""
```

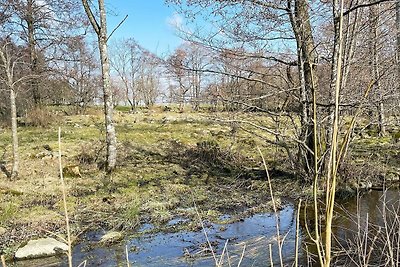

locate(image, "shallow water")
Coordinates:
70 205 300 267
13 190 400 267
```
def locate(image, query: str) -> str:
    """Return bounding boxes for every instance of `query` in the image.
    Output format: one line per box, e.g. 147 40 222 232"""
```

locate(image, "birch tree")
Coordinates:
63 37 100 113
82 0 117 172
137 52 160 107
167 48 192 110
0 40 24 179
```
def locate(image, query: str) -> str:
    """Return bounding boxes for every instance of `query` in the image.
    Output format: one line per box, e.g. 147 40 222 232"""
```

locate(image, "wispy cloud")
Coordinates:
166 13 184 29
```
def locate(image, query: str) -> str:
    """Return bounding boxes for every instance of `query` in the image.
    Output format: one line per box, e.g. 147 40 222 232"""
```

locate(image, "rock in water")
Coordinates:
100 231 123 244
15 238 68 259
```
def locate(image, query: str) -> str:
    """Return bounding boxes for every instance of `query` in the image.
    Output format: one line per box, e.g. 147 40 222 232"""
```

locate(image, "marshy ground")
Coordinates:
0 106 399 260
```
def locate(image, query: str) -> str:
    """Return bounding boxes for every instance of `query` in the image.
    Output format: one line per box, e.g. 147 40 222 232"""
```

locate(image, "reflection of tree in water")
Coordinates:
332 190 400 265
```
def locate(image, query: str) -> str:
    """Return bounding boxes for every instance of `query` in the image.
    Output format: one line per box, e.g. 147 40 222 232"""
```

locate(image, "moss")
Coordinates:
115 105 132 113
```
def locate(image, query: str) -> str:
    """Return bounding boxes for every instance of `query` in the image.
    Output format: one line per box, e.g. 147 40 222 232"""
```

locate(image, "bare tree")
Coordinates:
167 47 192 110
63 37 100 113
6 0 84 106
110 38 142 111
397 0 400 86
167 0 320 177
0 40 27 178
82 0 117 172
167 0 398 177
137 51 160 107
369 3 386 135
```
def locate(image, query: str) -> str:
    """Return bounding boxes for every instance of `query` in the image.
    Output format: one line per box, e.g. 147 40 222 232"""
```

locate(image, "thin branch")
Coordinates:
340 0 393 18
107 15 128 42
245 0 290 11
180 66 281 89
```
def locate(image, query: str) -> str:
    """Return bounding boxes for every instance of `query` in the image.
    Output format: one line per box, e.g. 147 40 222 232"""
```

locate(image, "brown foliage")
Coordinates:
25 107 58 128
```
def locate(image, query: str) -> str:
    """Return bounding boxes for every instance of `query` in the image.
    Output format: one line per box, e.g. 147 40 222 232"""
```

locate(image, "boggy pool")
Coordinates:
13 189 400 267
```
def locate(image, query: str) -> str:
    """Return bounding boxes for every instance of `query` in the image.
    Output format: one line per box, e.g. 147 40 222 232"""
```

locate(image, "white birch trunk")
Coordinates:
10 86 19 178
82 0 117 172
0 45 19 179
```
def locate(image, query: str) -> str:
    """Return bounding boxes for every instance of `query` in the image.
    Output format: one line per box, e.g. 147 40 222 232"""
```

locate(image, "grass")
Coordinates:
0 106 289 257
0 105 398 261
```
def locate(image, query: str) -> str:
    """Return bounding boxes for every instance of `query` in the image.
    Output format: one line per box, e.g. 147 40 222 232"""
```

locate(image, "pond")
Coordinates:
12 190 400 267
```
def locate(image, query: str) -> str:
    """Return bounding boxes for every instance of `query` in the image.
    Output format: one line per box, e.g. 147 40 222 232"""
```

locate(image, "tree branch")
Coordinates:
340 0 393 18
179 66 282 89
107 15 128 42
81 0 100 35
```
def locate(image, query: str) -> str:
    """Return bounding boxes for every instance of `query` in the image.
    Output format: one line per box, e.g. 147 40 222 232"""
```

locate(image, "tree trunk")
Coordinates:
27 0 40 106
397 0 400 86
369 3 385 135
342 9 360 90
0 45 19 179
129 48 137 110
10 87 19 178
98 0 117 172
378 101 385 135
82 0 117 172
328 0 340 144
288 0 318 178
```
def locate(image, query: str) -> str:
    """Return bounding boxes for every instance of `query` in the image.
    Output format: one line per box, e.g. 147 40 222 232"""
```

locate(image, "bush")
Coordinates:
75 141 104 166
25 107 58 127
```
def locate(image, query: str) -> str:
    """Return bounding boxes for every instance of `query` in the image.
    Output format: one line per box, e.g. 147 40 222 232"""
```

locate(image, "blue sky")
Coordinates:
107 0 184 56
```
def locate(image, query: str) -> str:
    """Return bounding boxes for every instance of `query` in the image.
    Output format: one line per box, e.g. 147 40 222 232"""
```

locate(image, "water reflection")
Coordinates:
71 205 300 267
14 190 400 266
333 190 400 266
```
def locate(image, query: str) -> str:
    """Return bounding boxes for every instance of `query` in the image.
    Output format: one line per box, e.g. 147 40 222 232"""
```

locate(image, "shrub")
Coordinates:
25 107 58 127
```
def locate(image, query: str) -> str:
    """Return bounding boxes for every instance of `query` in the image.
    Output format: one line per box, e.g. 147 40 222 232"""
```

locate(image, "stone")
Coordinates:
62 165 82 177
100 231 123 244
0 227 6 236
35 151 53 159
15 238 68 259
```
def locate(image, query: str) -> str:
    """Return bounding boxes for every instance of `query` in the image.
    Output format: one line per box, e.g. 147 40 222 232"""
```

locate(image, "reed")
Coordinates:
1 255 6 267
58 127 73 267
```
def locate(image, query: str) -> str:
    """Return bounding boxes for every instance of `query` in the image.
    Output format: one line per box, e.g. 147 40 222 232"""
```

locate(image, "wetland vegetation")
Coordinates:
1 0 400 266
0 105 399 266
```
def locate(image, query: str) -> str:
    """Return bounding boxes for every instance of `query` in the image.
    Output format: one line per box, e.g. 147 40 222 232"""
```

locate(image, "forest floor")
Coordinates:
0 105 399 257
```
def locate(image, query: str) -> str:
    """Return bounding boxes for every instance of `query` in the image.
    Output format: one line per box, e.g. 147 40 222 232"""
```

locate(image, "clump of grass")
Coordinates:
25 107 59 128
121 197 141 229
176 139 250 177
0 203 17 225
338 158 387 188
75 141 104 166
